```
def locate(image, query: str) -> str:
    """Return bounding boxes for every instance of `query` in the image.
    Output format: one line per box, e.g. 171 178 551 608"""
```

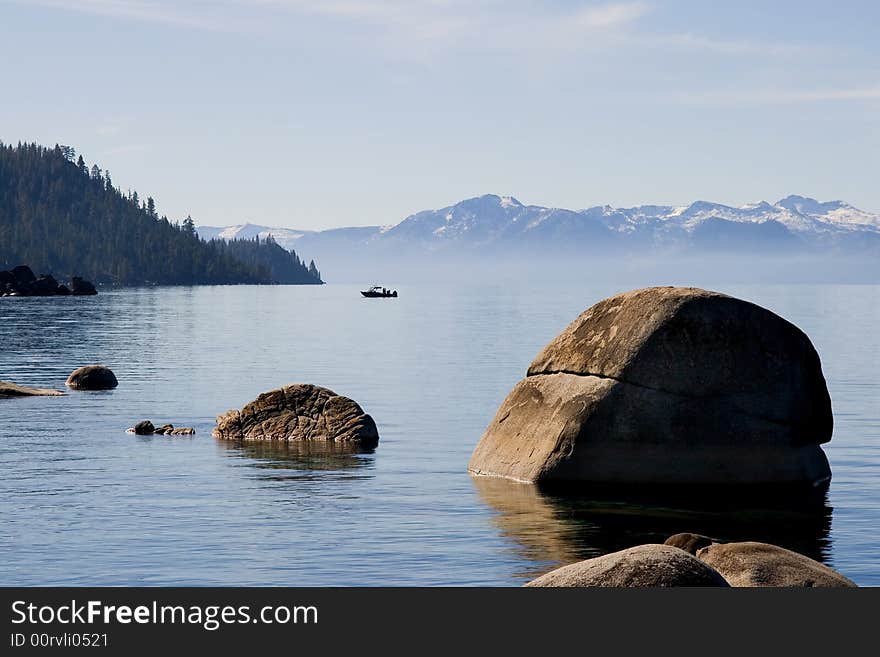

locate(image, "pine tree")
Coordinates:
0 142 324 286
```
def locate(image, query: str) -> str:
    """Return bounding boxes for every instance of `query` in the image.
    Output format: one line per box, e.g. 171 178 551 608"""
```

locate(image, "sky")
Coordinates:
1 1 878 229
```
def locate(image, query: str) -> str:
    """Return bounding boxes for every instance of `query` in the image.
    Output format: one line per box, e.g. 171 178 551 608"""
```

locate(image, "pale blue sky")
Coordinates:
1 1 877 229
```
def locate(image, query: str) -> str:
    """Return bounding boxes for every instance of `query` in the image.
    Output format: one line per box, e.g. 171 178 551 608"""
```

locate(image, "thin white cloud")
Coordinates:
570 1 650 29
675 86 880 106
3 0 650 39
1 0 237 30
0 0 826 61
655 32 811 57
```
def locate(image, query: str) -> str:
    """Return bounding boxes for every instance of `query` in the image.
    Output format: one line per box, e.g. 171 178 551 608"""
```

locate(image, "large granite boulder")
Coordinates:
525 544 730 587
696 542 856 587
66 365 118 390
213 384 379 448
469 287 832 486
0 381 65 397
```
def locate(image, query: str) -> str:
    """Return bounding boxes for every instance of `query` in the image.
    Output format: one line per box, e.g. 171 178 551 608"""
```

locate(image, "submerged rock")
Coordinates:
525 544 730 587
469 286 832 486
66 365 118 390
0 381 65 397
213 383 379 448
696 541 857 587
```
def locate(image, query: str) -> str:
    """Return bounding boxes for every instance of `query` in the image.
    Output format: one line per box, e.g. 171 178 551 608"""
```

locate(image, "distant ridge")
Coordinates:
199 193 880 258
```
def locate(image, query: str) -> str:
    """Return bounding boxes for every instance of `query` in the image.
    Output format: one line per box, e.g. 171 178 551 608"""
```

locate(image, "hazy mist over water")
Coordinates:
307 253 880 286
0 279 877 585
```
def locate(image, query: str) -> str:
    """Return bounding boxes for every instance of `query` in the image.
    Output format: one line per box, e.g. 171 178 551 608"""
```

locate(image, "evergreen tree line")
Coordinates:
0 142 323 286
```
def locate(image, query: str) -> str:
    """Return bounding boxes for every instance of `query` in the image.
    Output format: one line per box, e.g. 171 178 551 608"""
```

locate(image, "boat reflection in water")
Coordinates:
471 476 833 582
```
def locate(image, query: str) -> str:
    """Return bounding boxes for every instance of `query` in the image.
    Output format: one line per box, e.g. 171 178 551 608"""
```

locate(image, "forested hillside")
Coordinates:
0 142 322 285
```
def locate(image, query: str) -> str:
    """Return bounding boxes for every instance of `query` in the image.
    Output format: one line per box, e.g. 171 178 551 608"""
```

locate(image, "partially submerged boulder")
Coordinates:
469 286 832 486
0 381 65 397
66 365 118 390
525 544 730 587
696 541 856 587
213 384 379 448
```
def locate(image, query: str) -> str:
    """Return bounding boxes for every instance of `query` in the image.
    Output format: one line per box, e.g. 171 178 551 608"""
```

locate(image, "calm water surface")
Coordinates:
1 282 878 585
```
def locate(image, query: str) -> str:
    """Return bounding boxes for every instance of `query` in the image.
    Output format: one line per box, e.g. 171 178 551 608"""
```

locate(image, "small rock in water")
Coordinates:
127 420 195 436
664 532 717 555
133 420 155 435
66 365 118 390
70 276 98 296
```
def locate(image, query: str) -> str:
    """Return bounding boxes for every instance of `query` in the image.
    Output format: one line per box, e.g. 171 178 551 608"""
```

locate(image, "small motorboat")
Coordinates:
361 285 398 298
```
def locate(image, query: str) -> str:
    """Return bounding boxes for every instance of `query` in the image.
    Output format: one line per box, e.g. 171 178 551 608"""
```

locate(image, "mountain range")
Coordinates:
197 194 880 280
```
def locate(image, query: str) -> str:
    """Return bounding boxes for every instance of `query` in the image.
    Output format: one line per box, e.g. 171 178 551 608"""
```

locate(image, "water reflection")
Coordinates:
472 476 833 581
216 440 376 481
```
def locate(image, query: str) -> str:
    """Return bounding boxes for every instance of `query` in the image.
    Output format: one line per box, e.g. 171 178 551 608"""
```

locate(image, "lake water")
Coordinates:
1 282 878 586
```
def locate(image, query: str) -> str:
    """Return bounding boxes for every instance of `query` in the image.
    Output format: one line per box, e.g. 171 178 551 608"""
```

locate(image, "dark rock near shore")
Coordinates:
525 544 730 587
664 533 717 555
71 276 97 296
0 381 65 397
0 265 98 297
66 365 118 390
11 265 36 286
469 286 833 486
213 383 379 448
696 541 857 587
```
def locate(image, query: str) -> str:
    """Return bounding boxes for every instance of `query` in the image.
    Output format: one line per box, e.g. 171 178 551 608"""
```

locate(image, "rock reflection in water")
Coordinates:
472 476 833 582
216 440 376 482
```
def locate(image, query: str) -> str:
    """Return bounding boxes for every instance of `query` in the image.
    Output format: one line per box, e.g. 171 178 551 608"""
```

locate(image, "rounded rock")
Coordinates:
213 383 379 448
525 544 730 588
469 286 832 486
66 365 118 390
696 541 856 587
